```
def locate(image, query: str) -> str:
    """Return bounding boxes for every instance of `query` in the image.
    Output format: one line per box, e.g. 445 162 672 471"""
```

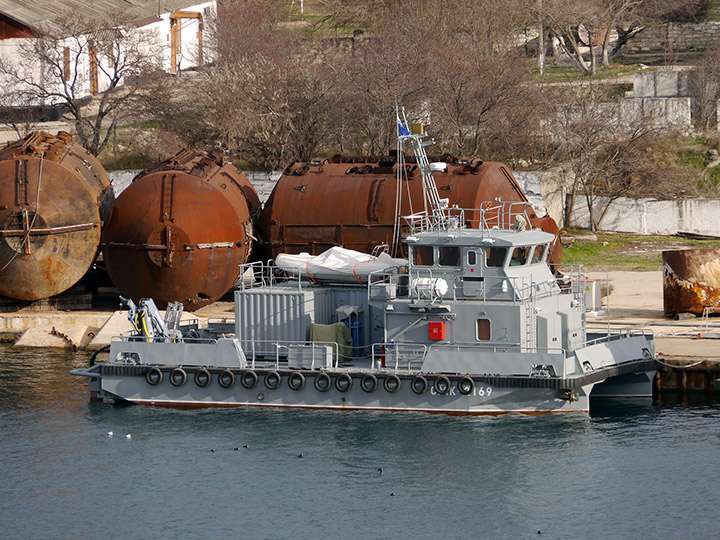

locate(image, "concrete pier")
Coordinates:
586 271 720 395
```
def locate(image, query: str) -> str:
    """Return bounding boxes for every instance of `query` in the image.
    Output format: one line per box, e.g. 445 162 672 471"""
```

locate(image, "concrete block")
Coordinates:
13 323 97 350
655 72 680 97
678 71 691 97
634 72 655 98
620 99 643 125
87 311 135 350
642 98 667 124
87 311 133 350
666 97 692 127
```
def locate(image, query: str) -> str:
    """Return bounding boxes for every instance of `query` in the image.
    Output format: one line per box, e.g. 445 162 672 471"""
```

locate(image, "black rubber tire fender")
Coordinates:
335 373 353 392
411 375 428 394
360 373 378 393
433 375 451 395
169 368 187 387
264 370 282 390
383 374 401 393
145 367 162 386
457 375 474 395
288 372 305 391
240 370 258 389
194 368 211 387
314 372 331 392
218 369 235 389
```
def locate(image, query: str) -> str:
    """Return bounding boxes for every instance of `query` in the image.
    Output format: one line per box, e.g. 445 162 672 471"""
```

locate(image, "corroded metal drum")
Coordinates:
663 248 720 315
102 149 260 311
258 155 562 264
0 131 113 300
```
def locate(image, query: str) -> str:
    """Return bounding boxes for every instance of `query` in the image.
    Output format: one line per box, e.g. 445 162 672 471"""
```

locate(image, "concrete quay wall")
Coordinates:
570 196 720 236
0 313 110 336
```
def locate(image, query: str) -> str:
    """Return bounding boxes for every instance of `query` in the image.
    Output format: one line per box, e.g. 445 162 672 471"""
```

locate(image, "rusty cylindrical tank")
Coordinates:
0 131 113 300
663 248 720 315
102 149 261 311
258 155 562 264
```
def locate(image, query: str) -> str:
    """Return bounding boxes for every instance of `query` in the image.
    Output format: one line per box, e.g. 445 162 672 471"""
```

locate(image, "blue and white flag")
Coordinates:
397 112 410 136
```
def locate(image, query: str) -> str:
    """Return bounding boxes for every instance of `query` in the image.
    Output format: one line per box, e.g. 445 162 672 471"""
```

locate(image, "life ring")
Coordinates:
145 367 162 386
433 375 451 395
335 373 353 392
194 368 211 387
314 372 331 392
411 375 428 394
240 370 258 389
288 372 305 391
360 373 378 393
169 368 187 387
264 370 282 390
458 375 474 395
218 369 235 389
384 374 401 393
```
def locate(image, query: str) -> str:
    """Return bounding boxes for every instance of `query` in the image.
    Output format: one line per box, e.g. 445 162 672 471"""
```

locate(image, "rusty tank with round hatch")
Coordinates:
102 149 260 311
258 155 562 264
0 131 113 301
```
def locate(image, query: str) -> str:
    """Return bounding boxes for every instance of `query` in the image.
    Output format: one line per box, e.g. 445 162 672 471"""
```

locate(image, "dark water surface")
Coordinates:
1 346 718 540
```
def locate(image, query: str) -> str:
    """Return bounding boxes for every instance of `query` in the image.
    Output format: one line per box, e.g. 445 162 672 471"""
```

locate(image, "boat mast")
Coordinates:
396 107 447 232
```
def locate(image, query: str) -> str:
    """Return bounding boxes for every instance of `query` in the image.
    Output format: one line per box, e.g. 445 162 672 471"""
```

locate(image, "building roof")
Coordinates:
0 1 207 33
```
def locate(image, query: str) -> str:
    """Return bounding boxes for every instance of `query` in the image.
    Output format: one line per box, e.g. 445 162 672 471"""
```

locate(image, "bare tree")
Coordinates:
691 39 720 131
188 1 349 169
335 0 541 162
547 85 657 230
0 13 163 156
422 0 545 162
0 91 42 137
534 0 705 75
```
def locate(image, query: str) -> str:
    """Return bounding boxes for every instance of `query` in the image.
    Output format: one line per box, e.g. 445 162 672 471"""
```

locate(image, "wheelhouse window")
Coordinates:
439 246 460 266
476 319 491 341
531 244 547 264
509 246 530 266
485 247 507 267
413 245 434 266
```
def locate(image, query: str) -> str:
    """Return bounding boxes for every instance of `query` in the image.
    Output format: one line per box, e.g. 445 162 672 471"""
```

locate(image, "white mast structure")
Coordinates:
395 107 449 236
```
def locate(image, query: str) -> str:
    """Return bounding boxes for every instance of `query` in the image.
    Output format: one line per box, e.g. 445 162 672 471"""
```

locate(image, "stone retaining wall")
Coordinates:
624 22 720 54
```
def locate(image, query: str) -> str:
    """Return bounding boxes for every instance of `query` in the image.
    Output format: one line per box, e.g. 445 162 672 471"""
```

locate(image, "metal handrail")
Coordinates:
237 339 340 368
427 341 566 357
112 335 218 345
584 328 653 347
402 202 535 235
371 342 428 372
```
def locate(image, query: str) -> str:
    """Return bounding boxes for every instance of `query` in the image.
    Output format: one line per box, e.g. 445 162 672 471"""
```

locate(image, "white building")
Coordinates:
0 1 215 104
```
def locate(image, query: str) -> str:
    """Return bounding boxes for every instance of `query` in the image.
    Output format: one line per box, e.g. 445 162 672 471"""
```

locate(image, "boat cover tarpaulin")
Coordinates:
310 322 353 362
276 247 406 283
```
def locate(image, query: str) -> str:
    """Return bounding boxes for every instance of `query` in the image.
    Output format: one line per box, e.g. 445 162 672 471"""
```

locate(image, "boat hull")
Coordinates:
76 363 656 415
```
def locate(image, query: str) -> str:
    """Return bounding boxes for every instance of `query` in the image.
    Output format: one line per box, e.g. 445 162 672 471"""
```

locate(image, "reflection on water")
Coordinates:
1 345 719 540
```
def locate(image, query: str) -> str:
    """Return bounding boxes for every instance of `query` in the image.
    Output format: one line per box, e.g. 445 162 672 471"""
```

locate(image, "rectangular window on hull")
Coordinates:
477 319 491 341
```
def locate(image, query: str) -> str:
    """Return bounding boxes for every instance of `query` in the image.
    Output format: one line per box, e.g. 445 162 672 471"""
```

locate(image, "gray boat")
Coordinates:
72 114 658 414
